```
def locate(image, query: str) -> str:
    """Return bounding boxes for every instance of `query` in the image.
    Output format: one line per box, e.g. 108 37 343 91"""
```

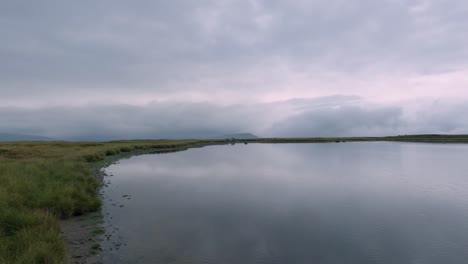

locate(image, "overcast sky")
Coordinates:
1 0 467 139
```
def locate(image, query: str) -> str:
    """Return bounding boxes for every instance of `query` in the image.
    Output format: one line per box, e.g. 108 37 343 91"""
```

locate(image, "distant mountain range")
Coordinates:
0 133 56 142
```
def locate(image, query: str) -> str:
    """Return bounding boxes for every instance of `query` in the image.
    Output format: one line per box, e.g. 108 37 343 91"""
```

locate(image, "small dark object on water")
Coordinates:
244 142 248 145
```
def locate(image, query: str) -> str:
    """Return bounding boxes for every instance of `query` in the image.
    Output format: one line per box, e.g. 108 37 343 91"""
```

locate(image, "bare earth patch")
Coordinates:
61 212 103 264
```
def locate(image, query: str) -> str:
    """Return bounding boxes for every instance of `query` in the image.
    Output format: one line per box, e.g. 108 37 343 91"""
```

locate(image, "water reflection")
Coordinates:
102 142 468 264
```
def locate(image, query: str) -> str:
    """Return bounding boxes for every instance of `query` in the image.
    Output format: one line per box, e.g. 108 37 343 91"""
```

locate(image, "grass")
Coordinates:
91 227 105 236
1 135 468 263
90 243 101 255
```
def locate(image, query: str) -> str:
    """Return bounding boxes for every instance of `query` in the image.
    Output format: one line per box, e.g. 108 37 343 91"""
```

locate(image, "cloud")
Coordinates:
269 106 404 137
0 0 467 106
269 97 468 137
0 101 274 140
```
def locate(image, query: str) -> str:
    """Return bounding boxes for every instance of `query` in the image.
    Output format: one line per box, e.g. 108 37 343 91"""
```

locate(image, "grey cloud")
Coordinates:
268 98 468 137
1 0 467 101
405 101 468 134
268 106 404 137
0 102 272 140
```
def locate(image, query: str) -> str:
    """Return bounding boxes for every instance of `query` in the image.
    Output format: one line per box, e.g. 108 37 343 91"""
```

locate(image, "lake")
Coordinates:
101 142 468 264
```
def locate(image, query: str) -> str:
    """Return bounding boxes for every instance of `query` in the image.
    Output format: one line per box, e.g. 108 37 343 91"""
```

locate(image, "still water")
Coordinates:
101 142 468 264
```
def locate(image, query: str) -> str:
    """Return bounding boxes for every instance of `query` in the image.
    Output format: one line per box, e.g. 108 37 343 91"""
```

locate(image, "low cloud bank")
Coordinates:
1 96 467 141
269 106 403 137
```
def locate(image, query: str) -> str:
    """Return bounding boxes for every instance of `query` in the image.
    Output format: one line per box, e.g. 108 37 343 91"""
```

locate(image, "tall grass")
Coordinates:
0 160 101 263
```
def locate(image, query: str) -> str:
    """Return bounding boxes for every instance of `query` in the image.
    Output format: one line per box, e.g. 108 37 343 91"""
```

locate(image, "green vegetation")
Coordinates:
90 243 101 255
1 135 468 263
0 140 211 264
91 227 105 236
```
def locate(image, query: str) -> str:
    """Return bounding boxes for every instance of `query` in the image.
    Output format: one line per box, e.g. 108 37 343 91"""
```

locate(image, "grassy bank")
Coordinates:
1 135 468 263
0 140 209 264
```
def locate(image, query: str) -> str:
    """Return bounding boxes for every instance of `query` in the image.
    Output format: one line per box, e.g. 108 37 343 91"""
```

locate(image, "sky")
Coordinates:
1 0 468 139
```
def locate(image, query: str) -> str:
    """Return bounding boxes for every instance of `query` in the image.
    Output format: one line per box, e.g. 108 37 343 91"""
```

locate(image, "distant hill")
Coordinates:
0 133 56 142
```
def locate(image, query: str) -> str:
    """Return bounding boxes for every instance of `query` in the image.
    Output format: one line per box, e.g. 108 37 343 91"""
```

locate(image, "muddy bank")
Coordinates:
60 212 103 264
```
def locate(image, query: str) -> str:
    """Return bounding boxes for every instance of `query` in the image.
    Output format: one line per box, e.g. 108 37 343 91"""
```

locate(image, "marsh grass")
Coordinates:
90 243 101 255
